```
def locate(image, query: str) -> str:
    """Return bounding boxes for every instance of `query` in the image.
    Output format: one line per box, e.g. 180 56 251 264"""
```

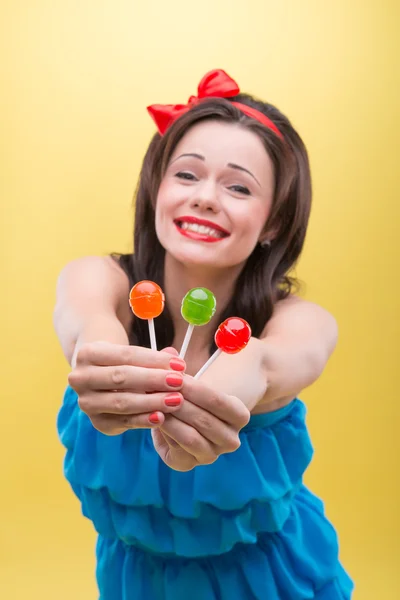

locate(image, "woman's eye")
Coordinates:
230 184 251 195
175 171 197 181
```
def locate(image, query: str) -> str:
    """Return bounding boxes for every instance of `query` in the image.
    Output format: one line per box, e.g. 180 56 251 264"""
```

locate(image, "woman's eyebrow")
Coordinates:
227 163 260 187
171 153 205 164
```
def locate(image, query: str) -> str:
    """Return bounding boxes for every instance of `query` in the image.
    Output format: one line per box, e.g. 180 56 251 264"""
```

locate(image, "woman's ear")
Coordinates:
258 225 279 246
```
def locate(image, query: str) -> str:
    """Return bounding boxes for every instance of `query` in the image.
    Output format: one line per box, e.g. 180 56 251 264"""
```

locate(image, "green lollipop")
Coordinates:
179 288 217 358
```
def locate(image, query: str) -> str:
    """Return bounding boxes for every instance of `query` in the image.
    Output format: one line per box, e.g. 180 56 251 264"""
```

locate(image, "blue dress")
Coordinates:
57 385 353 599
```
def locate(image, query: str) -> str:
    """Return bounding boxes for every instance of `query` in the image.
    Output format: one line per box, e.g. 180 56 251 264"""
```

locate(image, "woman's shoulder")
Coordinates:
58 254 130 290
264 294 337 337
56 254 133 327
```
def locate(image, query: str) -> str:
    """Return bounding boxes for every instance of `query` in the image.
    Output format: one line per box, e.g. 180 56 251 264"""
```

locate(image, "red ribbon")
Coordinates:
147 69 283 139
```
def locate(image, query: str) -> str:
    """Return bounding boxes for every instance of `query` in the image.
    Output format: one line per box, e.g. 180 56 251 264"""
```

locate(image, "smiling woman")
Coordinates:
156 121 275 263
118 95 310 353
55 69 352 599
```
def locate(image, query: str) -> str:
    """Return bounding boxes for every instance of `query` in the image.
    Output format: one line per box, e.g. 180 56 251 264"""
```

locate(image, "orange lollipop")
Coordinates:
129 281 165 350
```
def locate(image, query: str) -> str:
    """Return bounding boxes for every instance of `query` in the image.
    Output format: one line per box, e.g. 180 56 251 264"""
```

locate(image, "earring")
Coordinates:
260 239 271 248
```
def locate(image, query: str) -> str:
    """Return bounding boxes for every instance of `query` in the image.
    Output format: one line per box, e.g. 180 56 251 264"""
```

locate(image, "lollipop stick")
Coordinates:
148 319 157 351
179 324 194 359
194 348 222 379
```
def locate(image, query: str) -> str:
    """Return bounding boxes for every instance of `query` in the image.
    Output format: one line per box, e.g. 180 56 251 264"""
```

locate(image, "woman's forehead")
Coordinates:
173 121 265 155
170 121 274 183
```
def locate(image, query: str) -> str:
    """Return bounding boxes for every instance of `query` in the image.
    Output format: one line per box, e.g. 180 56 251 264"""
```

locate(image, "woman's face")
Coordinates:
155 120 275 269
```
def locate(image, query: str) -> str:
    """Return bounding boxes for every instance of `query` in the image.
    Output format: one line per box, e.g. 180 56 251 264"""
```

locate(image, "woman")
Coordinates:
55 70 353 598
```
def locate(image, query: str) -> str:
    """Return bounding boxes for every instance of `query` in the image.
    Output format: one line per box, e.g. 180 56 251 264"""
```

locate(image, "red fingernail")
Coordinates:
165 373 183 387
149 412 160 424
164 393 182 407
169 358 186 372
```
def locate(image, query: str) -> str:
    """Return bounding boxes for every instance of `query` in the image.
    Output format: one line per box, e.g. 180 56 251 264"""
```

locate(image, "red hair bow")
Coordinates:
147 69 283 139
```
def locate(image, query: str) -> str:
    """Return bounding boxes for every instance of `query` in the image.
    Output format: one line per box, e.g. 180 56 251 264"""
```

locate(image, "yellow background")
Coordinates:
1 1 399 598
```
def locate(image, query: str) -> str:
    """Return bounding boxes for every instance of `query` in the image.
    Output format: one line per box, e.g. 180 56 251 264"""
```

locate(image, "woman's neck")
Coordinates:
163 253 243 354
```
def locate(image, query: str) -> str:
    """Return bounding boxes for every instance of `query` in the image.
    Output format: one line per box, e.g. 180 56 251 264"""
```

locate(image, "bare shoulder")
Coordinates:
273 294 336 317
262 295 338 340
55 255 132 327
57 255 129 291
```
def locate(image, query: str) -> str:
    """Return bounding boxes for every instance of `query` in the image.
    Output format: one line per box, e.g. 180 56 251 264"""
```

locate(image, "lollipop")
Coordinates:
194 317 252 379
179 288 216 359
129 281 165 350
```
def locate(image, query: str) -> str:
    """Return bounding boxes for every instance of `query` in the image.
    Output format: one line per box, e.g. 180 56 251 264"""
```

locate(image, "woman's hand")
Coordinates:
67 341 186 435
152 376 250 471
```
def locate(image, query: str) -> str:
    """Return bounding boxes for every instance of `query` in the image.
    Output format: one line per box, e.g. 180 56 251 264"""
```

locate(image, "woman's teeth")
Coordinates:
180 222 225 238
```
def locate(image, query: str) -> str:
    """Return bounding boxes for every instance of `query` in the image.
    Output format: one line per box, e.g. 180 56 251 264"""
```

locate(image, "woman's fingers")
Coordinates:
77 390 183 416
76 341 183 370
159 415 218 464
180 378 250 430
68 364 184 394
68 342 190 436
160 346 179 357
151 428 198 471
170 402 241 450
91 411 166 435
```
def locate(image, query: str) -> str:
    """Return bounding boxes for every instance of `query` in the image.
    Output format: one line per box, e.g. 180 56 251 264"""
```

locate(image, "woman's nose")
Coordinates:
189 181 220 213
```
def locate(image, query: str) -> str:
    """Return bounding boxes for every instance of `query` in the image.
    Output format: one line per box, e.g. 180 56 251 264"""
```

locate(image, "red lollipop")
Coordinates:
214 317 251 354
194 317 251 379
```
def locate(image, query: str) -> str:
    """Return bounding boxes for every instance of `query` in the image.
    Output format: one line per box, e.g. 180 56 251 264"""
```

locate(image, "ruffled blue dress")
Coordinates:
57 386 353 599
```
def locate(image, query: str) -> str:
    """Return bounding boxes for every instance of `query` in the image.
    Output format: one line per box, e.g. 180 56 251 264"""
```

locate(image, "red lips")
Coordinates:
175 215 230 235
174 216 230 243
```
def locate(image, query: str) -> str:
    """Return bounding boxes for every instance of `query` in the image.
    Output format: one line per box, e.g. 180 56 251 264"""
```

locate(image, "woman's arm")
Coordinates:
198 295 338 412
54 257 337 410
53 256 132 367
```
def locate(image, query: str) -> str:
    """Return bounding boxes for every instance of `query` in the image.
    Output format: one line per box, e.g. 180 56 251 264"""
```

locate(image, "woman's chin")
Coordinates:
166 248 235 270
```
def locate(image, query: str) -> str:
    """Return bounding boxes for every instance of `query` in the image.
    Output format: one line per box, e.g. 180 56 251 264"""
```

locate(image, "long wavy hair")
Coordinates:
111 94 312 353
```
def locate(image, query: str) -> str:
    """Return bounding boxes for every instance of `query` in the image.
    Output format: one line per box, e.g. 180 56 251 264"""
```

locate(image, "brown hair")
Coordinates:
112 94 312 352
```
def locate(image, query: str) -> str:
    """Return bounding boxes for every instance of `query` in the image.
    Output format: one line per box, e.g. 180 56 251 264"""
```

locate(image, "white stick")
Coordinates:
193 348 222 379
179 324 194 359
148 319 157 351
